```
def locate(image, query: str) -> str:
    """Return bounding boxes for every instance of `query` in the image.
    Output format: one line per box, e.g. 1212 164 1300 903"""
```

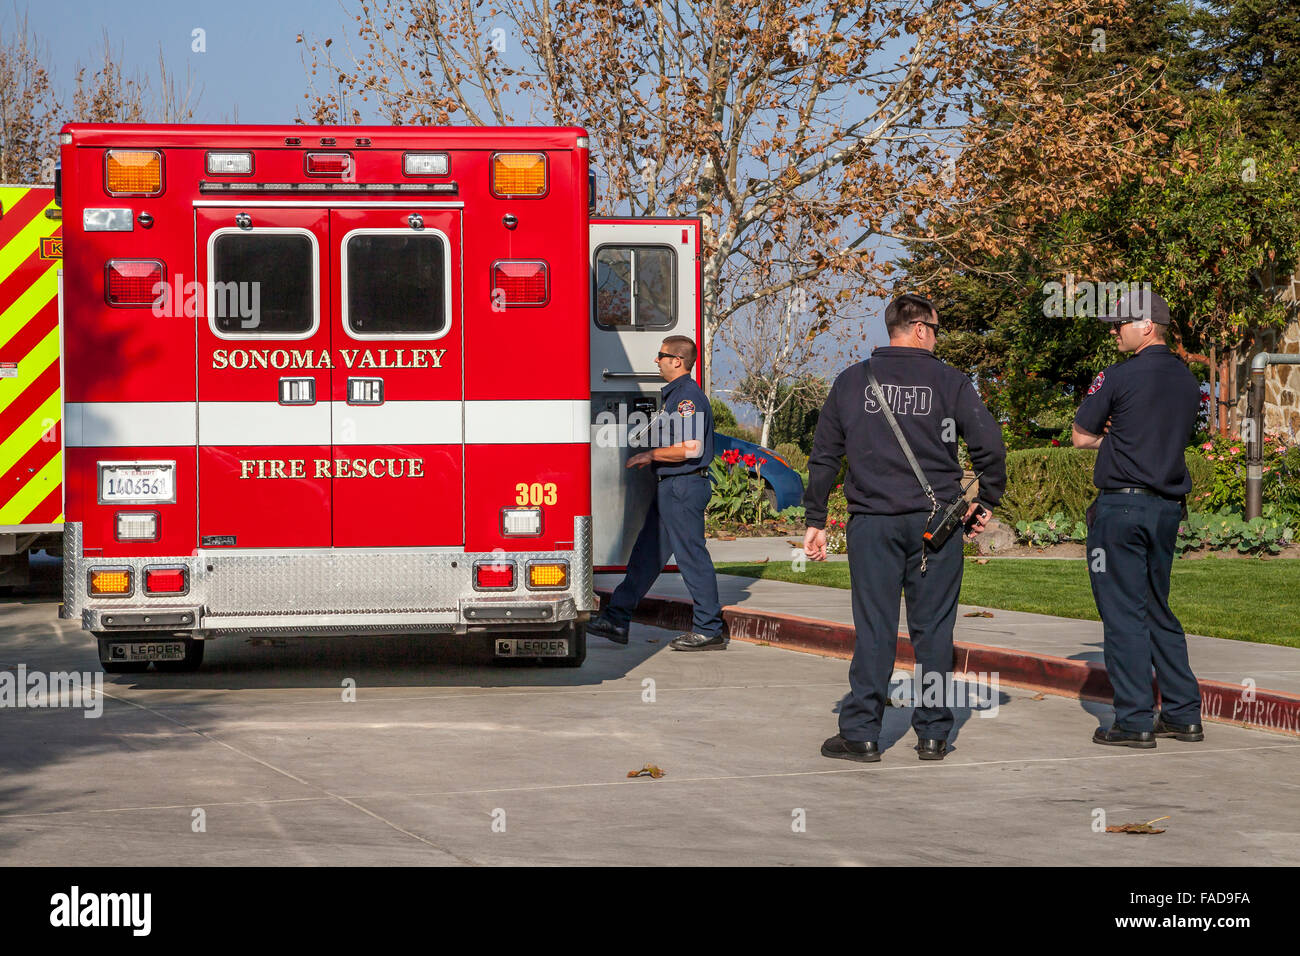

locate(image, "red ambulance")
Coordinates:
56 124 702 672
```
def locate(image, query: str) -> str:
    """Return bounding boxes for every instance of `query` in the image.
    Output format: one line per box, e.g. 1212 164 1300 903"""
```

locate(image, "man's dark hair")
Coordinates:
884 294 937 338
661 335 698 371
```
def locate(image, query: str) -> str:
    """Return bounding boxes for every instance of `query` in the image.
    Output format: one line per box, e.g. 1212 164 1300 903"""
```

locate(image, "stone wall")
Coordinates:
1235 278 1300 439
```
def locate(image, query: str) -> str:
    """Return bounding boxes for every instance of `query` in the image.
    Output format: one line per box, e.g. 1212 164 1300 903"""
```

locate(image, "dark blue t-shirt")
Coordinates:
653 374 714 475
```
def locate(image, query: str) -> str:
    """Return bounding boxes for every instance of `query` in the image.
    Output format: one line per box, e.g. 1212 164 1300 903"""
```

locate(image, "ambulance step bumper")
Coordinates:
201 611 459 631
85 608 200 631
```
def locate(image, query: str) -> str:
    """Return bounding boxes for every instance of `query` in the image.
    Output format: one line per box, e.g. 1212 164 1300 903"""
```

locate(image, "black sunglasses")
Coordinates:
914 320 940 334
656 351 682 361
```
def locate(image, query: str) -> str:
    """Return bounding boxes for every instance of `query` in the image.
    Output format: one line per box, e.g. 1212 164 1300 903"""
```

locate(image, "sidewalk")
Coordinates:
594 566 1300 737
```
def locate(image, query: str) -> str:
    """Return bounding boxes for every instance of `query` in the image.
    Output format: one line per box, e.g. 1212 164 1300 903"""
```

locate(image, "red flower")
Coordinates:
1050 439 1061 446
721 449 741 465
758 457 768 465
742 453 757 468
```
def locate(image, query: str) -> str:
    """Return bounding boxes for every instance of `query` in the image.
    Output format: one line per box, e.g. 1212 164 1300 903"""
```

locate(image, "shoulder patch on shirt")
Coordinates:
1086 371 1105 396
676 399 696 416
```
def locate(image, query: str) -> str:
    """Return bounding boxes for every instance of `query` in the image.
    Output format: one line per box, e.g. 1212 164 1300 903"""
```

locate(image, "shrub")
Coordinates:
999 446 1214 526
997 447 1099 525
708 450 775 524
1190 433 1300 513
774 442 809 472
825 485 849 554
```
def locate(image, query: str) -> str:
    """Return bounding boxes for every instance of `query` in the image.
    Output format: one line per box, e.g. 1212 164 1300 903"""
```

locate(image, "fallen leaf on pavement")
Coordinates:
1106 816 1169 834
1029 692 1045 700
717 534 736 541
962 611 994 618
627 764 666 779
786 540 801 548
755 556 769 563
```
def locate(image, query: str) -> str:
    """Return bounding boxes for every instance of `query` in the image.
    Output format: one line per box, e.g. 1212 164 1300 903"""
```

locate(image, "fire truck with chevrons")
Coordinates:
56 124 704 671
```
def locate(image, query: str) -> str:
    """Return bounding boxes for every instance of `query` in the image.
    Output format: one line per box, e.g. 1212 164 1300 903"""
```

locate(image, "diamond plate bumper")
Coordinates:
62 518 596 637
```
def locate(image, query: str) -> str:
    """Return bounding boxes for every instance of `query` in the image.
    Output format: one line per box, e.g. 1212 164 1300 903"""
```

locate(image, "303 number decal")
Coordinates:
515 482 557 505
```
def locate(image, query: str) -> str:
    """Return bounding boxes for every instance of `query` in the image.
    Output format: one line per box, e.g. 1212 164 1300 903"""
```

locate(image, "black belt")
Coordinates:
658 469 708 481
1101 486 1182 502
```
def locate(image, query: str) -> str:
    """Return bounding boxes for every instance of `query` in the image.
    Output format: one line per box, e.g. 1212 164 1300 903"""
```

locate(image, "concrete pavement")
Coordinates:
1 556 1297 865
2 592 1298 864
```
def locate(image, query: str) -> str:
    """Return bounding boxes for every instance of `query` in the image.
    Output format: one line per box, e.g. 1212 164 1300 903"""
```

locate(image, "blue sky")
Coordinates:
20 0 329 123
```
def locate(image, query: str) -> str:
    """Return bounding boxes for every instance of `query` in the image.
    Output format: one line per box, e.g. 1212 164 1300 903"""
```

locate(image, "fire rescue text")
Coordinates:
212 348 447 370
240 458 426 479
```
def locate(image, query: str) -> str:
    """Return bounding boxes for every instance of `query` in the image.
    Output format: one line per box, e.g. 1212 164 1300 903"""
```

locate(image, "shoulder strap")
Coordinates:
866 363 936 505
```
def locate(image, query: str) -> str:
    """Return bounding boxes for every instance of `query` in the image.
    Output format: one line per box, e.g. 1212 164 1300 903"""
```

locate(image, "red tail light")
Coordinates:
105 260 164 307
306 152 352 176
491 260 549 307
474 562 515 589
144 568 188 595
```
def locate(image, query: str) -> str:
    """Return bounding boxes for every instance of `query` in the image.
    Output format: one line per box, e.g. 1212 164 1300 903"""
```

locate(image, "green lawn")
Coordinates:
713 558 1300 648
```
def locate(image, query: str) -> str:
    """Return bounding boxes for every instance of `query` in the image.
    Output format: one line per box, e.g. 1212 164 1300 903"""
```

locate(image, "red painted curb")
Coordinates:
597 588 1300 738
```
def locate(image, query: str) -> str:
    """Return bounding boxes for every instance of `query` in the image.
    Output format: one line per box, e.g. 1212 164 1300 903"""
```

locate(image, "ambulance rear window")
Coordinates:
594 245 675 330
212 233 315 335
345 233 447 336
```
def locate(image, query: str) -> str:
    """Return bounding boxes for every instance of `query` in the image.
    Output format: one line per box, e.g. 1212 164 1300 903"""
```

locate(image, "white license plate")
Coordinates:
494 638 570 658
100 465 174 502
108 642 186 662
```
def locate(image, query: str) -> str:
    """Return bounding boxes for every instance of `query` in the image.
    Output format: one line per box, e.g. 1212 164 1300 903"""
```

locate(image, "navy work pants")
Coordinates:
841 512 963 743
1087 492 1201 731
605 472 724 637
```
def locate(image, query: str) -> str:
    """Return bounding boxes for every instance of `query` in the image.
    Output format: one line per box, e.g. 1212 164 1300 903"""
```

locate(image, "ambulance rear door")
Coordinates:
195 206 333 549
328 205 463 547
588 218 702 567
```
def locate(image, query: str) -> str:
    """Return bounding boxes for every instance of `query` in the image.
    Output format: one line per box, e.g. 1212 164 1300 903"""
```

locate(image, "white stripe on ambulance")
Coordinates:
64 401 591 446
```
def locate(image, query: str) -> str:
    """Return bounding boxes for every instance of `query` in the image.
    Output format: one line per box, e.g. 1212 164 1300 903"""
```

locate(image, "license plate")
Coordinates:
99 463 175 503
107 642 186 662
494 638 570 658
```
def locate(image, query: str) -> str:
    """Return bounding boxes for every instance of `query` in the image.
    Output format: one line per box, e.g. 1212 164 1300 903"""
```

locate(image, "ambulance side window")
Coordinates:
594 245 675 330
211 233 315 335
345 232 447 337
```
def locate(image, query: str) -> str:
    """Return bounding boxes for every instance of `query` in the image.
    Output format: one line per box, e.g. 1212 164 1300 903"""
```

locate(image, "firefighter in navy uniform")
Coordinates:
1073 289 1204 748
588 335 726 651
803 294 1006 762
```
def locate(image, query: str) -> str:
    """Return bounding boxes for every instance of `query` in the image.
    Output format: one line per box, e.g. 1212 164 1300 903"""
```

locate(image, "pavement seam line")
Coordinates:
92 687 480 865
0 796 332 820
93 680 851 711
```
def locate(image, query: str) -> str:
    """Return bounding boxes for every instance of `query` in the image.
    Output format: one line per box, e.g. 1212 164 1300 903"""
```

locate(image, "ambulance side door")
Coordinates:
588 218 702 567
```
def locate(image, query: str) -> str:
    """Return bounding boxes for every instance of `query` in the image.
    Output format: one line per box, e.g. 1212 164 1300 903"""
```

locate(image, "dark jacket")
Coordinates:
803 347 1007 526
